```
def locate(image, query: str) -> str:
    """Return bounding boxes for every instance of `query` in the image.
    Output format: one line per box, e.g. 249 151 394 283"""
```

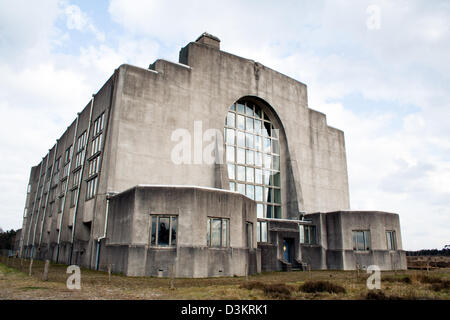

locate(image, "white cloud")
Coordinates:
64 3 105 42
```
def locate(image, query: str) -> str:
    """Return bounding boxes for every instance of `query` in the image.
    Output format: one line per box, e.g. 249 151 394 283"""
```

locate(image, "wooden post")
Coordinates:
28 258 33 276
245 263 248 282
108 264 112 281
308 264 311 279
42 260 50 281
169 264 175 289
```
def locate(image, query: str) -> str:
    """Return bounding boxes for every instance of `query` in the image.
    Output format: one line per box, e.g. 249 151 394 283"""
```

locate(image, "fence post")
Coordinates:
108 264 112 282
42 260 50 281
28 258 33 276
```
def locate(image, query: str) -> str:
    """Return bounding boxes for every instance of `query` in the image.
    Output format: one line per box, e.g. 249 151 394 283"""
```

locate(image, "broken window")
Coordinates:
150 215 177 247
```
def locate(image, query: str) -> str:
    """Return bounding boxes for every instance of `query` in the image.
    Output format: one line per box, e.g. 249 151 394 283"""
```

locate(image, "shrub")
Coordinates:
383 275 412 284
263 283 292 299
239 281 266 291
366 290 387 300
299 280 346 294
418 275 444 284
431 280 450 292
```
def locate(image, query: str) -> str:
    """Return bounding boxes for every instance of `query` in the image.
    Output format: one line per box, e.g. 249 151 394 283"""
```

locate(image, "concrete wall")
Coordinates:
303 211 407 270
103 185 260 277
107 37 349 222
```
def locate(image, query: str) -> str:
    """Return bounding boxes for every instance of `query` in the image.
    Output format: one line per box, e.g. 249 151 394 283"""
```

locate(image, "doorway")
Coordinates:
282 238 294 263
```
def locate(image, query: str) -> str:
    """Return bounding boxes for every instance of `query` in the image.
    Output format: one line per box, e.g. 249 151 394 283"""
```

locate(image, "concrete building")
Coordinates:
18 33 406 277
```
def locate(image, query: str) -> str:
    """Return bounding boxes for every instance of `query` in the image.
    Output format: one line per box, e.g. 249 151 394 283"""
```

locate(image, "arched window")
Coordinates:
224 100 281 218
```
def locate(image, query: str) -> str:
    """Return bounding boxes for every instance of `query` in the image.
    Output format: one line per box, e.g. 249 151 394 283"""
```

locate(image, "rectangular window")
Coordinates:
86 176 98 200
88 155 100 177
352 230 371 251
207 217 229 247
70 188 78 207
386 230 397 250
300 225 317 245
72 169 81 187
150 215 178 247
58 196 64 213
65 146 72 163
257 221 268 243
246 222 253 248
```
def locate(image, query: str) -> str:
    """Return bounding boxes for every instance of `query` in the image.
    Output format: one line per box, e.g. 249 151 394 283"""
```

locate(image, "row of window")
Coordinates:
352 230 397 251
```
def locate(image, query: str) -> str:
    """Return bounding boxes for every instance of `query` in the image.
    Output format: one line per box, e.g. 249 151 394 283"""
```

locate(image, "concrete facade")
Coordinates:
18 33 406 276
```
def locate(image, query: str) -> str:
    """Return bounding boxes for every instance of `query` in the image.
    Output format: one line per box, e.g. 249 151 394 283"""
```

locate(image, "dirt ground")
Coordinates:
0 257 449 300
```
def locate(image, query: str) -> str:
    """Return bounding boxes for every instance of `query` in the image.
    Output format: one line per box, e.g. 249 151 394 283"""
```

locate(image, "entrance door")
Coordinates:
282 239 291 262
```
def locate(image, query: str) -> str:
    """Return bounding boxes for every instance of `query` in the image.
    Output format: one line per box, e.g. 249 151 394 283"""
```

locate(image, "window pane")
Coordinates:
255 186 263 201
237 131 245 147
151 216 157 245
237 183 245 194
226 146 235 163
171 217 177 246
266 205 273 218
207 218 211 246
237 115 245 129
357 231 365 250
364 231 371 250
300 225 305 243
272 172 281 187
245 104 253 116
255 152 263 166
237 165 245 181
255 169 263 184
228 164 235 180
226 128 235 144
245 133 254 148
237 103 245 114
352 232 357 250
246 149 254 165
254 120 262 134
211 219 221 247
246 117 254 132
310 226 316 244
229 182 235 191
222 219 229 247
264 154 271 169
261 222 268 242
274 205 281 218
257 221 261 242
272 155 280 170
246 184 254 200
257 203 263 218
274 189 281 204
158 217 170 246
226 112 235 127
237 148 245 164
254 135 262 151
246 167 254 183
263 170 271 185
272 140 280 154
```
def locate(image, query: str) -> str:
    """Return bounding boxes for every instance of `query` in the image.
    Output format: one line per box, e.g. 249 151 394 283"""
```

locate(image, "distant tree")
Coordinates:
0 229 16 250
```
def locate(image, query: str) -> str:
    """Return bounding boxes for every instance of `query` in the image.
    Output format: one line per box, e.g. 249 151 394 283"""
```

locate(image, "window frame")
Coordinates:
386 230 397 251
256 221 268 243
300 225 318 245
352 230 371 251
207 217 230 248
150 214 178 248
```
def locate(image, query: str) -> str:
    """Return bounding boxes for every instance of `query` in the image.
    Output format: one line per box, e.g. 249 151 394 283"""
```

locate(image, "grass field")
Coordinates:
0 257 449 300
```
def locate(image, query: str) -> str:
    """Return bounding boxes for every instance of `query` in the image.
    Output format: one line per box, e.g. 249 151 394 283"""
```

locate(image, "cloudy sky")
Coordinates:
0 0 449 250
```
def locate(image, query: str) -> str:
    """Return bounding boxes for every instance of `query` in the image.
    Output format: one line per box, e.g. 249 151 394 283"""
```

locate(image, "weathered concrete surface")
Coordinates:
103 185 260 277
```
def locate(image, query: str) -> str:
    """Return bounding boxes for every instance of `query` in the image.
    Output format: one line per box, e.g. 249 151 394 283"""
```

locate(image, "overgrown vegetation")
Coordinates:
298 280 346 294
0 228 17 250
0 258 449 300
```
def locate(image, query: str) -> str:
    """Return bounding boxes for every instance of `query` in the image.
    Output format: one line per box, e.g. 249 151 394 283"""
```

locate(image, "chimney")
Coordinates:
195 32 220 49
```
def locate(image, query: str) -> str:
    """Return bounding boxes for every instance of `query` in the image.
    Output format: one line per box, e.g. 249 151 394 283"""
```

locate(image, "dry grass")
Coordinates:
0 257 449 300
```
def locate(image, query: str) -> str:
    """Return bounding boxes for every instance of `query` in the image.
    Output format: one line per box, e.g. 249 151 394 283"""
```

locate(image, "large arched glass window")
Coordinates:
225 101 281 218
